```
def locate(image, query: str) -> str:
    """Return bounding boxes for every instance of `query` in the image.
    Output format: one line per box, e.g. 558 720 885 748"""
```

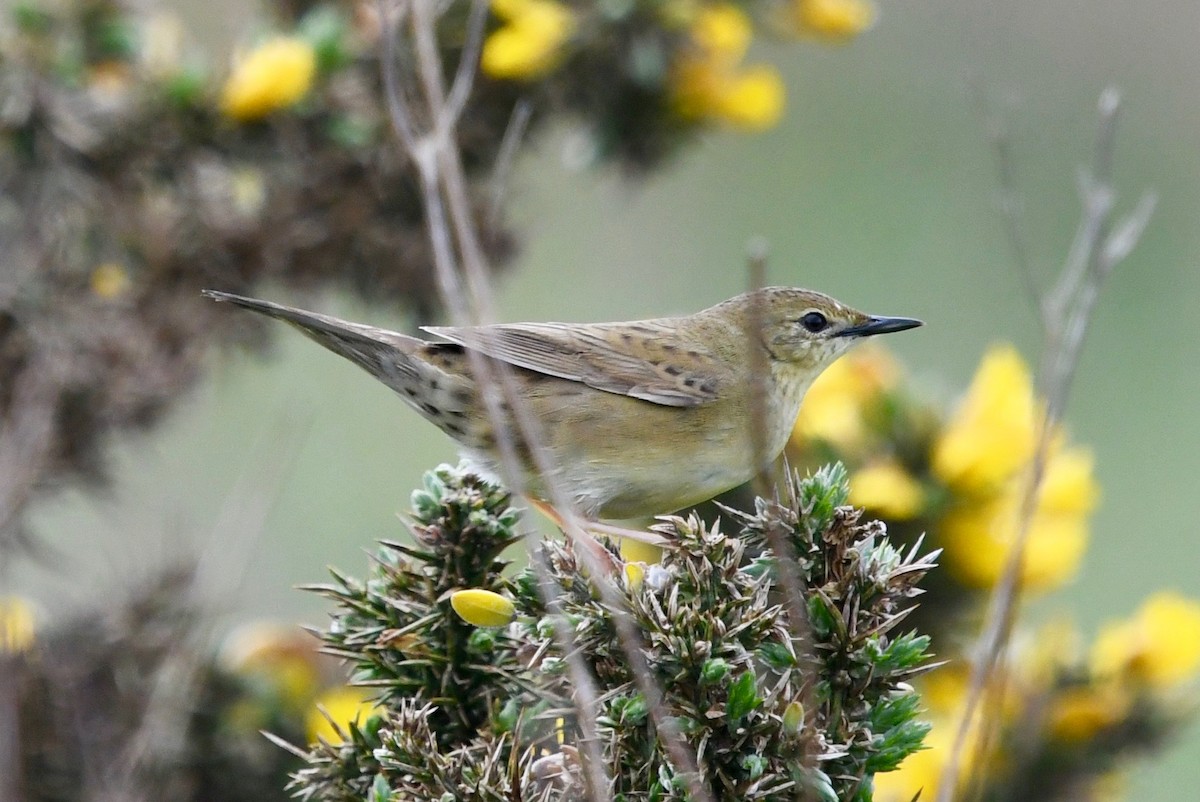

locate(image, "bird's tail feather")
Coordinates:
203 290 424 389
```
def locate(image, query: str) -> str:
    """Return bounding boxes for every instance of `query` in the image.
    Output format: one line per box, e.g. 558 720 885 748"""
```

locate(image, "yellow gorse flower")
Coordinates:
623 561 646 591
791 345 900 452
932 345 1098 591
690 2 752 58
783 0 877 41
795 343 1096 593
781 700 805 733
450 588 517 627
1091 591 1200 688
933 345 1037 496
848 459 925 520
1 596 36 653
219 622 324 712
938 443 1097 590
671 4 785 131
713 66 787 129
90 262 132 300
481 0 575 80
1045 685 1129 743
620 536 665 565
221 36 317 121
307 686 378 744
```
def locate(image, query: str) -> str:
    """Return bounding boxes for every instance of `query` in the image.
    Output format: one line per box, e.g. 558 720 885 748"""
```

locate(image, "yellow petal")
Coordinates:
620 537 664 565
671 57 725 121
219 622 323 710
938 494 1088 591
481 0 573 80
1 596 36 653
1045 686 1128 743
790 0 877 41
848 460 925 520
933 345 1037 495
1040 446 1100 515
714 65 785 130
690 3 753 62
782 700 805 733
623 561 646 591
1092 592 1200 687
792 346 899 452
451 588 517 627
221 36 317 121
306 686 378 744
90 262 131 300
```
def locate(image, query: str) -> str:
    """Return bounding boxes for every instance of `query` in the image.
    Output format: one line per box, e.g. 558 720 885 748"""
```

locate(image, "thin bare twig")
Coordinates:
936 87 1155 802
379 1 417 150
0 356 63 556
378 3 712 799
740 242 823 793
391 14 625 802
410 6 711 790
444 0 490 125
744 238 772 502
977 94 1046 325
379 6 616 796
488 99 533 228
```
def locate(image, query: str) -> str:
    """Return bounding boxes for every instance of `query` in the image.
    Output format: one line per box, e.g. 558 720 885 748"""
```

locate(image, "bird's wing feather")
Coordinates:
421 321 724 407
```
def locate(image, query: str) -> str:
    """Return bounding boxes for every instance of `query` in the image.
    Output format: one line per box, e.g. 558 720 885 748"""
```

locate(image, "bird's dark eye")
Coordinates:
800 311 828 333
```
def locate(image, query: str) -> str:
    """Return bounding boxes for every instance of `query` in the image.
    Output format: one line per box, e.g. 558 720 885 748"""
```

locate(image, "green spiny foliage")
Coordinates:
732 465 939 794
292 463 937 801
302 465 523 748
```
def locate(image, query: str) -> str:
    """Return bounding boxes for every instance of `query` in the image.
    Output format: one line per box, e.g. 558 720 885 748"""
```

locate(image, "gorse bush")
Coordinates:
787 345 1200 801
294 464 937 801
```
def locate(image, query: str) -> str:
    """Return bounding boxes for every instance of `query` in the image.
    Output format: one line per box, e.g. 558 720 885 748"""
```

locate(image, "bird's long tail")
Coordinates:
203 290 425 390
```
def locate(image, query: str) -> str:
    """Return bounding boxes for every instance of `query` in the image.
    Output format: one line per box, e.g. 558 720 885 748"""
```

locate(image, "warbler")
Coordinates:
205 288 920 523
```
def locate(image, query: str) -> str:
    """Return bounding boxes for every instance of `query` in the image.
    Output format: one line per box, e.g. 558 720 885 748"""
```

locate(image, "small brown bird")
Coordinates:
205 288 920 526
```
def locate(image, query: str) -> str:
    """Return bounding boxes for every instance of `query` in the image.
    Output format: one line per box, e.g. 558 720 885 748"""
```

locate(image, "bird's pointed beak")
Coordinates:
836 315 924 338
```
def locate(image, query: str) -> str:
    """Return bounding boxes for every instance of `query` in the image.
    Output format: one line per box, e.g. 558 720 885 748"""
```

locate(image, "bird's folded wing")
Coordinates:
422 322 723 407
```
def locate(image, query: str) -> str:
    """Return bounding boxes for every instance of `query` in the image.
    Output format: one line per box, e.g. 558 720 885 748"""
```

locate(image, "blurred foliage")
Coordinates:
0 0 865 551
5 0 1196 799
293 463 936 801
1 570 353 800
787 344 1200 801
788 344 1098 633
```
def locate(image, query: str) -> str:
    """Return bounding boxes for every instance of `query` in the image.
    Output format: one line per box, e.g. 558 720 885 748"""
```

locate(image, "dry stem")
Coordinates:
936 87 1156 802
377 2 711 798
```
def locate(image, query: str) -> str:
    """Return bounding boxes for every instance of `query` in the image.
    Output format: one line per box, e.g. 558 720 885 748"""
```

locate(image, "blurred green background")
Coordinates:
15 0 1200 795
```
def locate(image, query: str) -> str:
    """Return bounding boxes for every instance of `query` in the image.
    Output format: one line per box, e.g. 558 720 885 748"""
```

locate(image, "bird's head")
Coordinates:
738 287 923 375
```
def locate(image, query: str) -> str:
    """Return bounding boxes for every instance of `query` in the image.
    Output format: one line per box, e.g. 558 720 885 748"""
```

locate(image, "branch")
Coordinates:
0 357 62 555
977 91 1045 325
936 87 1155 802
377 3 713 799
